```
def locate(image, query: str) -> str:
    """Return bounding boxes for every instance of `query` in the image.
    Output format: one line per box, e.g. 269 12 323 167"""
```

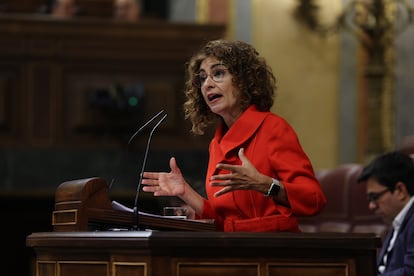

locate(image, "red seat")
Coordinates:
299 163 387 238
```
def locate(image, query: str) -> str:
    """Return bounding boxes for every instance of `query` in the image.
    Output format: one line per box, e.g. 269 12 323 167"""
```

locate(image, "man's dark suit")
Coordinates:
379 201 414 275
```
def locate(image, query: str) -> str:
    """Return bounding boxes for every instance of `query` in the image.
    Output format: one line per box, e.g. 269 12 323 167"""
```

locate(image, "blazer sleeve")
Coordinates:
267 117 327 216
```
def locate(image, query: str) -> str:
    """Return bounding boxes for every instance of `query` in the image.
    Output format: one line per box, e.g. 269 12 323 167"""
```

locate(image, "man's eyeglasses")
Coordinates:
366 189 390 203
193 67 229 88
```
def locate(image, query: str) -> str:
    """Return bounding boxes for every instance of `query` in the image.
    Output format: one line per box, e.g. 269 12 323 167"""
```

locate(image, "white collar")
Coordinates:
393 196 414 231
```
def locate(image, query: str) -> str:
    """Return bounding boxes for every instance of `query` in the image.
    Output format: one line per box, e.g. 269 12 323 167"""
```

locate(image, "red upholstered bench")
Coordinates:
298 164 388 239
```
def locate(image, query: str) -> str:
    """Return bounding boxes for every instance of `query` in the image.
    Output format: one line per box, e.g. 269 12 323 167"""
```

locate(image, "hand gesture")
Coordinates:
141 157 186 196
210 148 271 197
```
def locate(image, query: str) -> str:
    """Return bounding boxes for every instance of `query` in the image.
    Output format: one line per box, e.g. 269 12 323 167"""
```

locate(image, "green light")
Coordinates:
128 96 138 106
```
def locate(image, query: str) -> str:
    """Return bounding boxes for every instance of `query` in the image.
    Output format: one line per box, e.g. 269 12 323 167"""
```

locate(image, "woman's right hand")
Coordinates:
141 157 186 197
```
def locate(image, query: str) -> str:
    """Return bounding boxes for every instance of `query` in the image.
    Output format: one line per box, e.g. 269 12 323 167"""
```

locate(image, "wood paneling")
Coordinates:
0 63 24 144
0 14 225 149
26 231 381 276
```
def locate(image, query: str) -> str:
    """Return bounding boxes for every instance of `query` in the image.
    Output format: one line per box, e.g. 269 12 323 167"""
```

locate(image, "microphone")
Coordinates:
131 110 167 230
127 109 165 148
108 109 166 190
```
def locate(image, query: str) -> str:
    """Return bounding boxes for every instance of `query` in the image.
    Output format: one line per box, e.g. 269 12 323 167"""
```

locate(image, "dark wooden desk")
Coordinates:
26 231 381 276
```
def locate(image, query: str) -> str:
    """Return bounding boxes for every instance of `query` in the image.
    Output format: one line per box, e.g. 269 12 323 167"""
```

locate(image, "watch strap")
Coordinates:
264 178 280 197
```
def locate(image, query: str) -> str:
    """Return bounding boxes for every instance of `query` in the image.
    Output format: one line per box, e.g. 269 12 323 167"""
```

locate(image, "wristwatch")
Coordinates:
264 178 281 197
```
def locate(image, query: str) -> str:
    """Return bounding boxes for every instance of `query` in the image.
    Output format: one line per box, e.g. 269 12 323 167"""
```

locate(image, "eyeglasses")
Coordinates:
366 188 390 203
193 67 229 88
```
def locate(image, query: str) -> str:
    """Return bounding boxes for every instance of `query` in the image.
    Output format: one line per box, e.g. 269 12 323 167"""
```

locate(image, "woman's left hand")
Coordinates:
210 148 272 197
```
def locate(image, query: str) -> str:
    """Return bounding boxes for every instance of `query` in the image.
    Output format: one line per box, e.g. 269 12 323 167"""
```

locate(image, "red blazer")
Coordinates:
200 105 326 232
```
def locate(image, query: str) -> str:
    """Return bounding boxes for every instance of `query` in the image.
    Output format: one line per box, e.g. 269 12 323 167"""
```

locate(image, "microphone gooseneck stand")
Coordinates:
128 110 167 230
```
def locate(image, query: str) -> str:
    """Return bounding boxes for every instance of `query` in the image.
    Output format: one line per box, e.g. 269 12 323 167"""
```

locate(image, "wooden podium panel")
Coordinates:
52 177 216 232
26 231 381 276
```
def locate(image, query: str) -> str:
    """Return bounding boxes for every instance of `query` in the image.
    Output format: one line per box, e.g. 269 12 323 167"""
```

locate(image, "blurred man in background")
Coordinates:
51 0 78 19
358 151 414 275
114 0 141 22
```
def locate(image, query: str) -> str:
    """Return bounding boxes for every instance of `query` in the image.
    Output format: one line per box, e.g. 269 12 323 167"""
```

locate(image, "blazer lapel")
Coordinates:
378 228 394 265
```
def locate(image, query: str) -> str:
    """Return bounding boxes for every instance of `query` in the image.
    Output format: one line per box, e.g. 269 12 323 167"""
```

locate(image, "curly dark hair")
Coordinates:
358 151 414 195
183 39 277 135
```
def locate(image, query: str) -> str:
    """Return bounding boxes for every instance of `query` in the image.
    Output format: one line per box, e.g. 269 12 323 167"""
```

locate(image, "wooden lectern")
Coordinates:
52 177 215 231
26 178 382 276
27 230 381 276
